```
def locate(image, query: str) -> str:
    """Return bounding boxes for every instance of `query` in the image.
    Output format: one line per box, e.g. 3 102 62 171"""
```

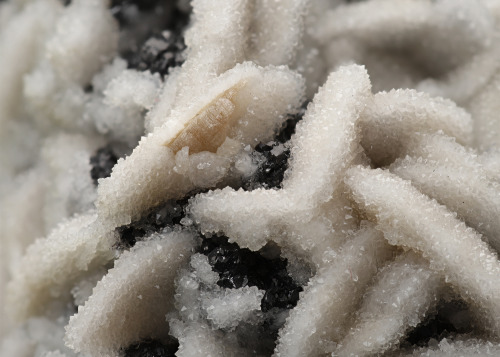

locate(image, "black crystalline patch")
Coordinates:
261 273 302 312
250 142 291 190
90 146 118 186
164 5 191 34
111 0 161 11
199 236 303 312
116 197 189 248
243 104 307 190
111 0 189 30
123 339 179 357
403 299 474 348
128 31 186 78
112 0 190 75
235 312 287 356
110 0 169 26
276 103 307 144
404 314 457 348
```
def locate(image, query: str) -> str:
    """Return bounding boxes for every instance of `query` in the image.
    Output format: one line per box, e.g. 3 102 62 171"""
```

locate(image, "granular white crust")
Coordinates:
2 0 500 355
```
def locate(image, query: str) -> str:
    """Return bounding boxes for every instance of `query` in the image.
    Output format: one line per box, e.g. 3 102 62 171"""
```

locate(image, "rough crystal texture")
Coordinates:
406 338 500 356
116 197 188 247
360 89 473 165
189 65 370 257
65 230 195 356
103 69 162 111
274 224 393 357
243 142 291 190
313 0 498 100
200 236 302 312
345 166 500 336
6 213 115 321
3 0 500 355
203 286 264 330
338 252 442 356
0 317 77 357
145 0 254 132
97 62 305 229
46 0 118 85
391 153 500 253
248 0 309 66
128 31 186 78
90 146 118 186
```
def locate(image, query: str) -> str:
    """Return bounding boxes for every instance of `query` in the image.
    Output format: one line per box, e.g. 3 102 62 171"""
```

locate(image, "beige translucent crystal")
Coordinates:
345 166 500 336
147 0 311 132
189 64 370 260
97 62 305 228
165 82 244 154
146 0 253 131
5 62 304 328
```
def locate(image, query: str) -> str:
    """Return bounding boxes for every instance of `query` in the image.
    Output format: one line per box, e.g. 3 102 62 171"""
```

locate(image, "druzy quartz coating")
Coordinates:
2 0 500 356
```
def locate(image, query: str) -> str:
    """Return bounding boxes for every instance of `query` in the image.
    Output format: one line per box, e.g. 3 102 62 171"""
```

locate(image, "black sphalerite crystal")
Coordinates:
111 0 161 11
404 299 473 348
123 339 178 357
89 146 118 186
116 197 188 247
250 142 291 190
275 105 307 144
200 236 303 312
243 104 307 190
128 30 186 78
111 0 189 29
111 0 190 70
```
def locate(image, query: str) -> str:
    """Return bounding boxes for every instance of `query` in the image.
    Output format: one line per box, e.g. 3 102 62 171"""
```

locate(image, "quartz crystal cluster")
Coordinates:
1 0 500 356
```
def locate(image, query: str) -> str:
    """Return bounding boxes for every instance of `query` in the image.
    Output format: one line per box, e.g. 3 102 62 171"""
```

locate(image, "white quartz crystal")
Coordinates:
189 64 370 263
345 166 500 336
65 230 195 356
202 286 264 330
338 252 442 356
274 224 393 356
2 0 500 355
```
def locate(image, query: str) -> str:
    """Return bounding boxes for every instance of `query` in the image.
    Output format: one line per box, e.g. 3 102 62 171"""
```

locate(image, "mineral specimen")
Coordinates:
2 0 500 356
